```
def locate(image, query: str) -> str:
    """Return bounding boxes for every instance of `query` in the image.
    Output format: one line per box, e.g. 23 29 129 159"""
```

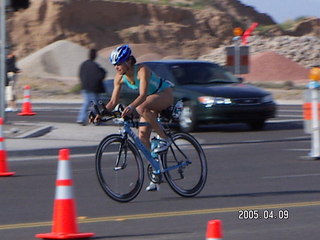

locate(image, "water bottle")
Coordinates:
172 99 183 119
150 137 159 158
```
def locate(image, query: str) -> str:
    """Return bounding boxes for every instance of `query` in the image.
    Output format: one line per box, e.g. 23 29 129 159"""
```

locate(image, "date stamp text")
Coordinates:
238 209 289 220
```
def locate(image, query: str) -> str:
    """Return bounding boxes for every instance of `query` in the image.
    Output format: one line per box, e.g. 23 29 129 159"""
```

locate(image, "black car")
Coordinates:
104 60 276 132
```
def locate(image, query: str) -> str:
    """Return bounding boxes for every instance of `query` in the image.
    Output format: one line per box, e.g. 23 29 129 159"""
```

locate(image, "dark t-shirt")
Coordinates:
79 59 106 93
6 56 20 86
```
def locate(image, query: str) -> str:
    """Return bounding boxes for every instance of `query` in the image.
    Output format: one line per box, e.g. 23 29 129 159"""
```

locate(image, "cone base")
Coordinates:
18 112 36 116
36 232 94 239
0 171 15 176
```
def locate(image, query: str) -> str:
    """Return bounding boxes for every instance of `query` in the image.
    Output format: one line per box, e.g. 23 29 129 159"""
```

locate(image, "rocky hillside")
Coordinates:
200 35 320 68
7 0 277 59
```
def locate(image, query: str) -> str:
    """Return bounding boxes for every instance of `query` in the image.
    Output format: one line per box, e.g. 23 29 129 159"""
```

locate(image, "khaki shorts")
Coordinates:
6 86 15 101
6 72 17 101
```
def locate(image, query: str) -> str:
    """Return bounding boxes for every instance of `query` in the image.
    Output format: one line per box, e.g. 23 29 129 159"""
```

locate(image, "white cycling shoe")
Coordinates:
146 182 160 191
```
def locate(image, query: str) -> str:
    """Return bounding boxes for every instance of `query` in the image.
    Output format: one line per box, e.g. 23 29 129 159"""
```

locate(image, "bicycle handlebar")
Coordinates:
89 103 135 124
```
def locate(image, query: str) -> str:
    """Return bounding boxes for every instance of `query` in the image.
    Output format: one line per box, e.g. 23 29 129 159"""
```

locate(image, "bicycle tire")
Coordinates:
162 132 207 197
95 134 144 202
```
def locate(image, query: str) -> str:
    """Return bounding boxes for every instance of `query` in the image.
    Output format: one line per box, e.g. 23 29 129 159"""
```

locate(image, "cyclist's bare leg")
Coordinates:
138 113 161 192
138 115 154 150
136 88 173 141
137 89 173 192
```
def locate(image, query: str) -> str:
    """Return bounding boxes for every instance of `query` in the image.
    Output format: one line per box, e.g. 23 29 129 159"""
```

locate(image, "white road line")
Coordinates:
9 153 95 162
263 173 320 179
277 114 302 118
285 149 310 151
280 110 303 113
267 119 302 123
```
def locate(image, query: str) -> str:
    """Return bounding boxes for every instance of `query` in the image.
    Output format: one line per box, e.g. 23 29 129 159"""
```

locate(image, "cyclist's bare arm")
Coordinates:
89 75 122 124
121 66 150 117
106 74 122 111
128 65 149 108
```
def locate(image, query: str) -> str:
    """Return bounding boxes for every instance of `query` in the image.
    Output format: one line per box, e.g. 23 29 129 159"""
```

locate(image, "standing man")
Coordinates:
5 52 20 112
77 49 107 125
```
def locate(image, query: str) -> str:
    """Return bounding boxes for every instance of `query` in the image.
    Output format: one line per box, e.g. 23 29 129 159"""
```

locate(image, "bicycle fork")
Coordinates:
113 137 129 171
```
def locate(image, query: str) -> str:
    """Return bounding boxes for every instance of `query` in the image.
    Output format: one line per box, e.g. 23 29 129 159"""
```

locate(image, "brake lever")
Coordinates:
94 104 101 115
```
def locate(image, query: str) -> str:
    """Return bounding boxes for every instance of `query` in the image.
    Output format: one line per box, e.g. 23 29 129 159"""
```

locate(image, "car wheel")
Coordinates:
248 120 265 131
179 102 197 132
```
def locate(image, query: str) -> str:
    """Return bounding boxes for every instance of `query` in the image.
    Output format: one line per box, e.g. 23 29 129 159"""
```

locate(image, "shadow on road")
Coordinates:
195 189 320 199
194 121 303 133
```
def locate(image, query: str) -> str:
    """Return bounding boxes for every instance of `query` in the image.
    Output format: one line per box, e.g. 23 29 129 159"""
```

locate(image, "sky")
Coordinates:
239 0 320 23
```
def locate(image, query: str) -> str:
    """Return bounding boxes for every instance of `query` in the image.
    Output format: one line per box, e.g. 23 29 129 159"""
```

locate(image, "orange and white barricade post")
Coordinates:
206 219 223 240
225 27 249 75
303 67 320 159
36 149 94 239
0 118 15 176
18 85 36 116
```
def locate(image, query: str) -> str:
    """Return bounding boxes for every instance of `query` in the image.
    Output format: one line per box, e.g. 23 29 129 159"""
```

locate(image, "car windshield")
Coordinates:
169 62 239 85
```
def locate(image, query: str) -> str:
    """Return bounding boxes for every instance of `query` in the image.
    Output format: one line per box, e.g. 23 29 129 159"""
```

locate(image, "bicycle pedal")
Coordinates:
152 177 164 184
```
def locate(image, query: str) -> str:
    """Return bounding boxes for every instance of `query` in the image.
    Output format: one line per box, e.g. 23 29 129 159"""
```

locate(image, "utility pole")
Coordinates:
0 0 6 120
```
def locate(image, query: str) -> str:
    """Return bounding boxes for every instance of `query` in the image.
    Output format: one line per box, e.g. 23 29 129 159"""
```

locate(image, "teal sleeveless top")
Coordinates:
122 65 173 95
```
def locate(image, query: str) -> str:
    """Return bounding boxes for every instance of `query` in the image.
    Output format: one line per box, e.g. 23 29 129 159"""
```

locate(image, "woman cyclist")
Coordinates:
99 45 174 191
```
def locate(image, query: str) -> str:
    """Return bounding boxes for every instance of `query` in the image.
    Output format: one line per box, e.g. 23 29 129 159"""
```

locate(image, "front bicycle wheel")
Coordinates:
96 134 144 202
162 132 207 197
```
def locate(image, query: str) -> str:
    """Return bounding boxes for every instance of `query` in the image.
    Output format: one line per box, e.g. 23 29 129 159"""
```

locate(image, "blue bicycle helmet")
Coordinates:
109 45 132 65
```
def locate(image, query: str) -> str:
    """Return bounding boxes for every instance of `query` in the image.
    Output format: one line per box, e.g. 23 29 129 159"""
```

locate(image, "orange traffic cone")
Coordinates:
35 149 94 239
206 220 223 240
0 118 15 176
18 85 36 116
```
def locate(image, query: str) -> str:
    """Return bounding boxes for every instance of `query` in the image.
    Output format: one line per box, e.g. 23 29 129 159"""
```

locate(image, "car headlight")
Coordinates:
261 94 273 103
198 96 232 107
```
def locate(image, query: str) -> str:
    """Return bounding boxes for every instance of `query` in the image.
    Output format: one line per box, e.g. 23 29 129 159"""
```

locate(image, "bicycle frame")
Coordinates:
121 120 191 175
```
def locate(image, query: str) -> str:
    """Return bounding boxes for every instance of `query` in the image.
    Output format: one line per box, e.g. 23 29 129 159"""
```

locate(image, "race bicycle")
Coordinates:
93 102 207 202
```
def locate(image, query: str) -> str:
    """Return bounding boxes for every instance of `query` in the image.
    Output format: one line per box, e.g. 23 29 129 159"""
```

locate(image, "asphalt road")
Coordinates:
1 104 320 240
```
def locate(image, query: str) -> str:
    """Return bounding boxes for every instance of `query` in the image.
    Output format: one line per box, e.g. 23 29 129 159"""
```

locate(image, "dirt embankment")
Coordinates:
7 0 275 60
